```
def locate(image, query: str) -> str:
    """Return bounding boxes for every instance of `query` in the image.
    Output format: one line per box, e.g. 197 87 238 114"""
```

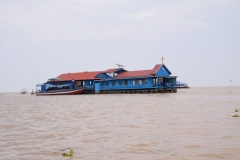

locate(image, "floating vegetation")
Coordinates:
61 148 71 151
62 149 73 157
233 109 239 117
233 114 239 117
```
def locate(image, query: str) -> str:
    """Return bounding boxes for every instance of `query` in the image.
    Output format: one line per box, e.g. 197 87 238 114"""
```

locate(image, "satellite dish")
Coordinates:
115 63 125 68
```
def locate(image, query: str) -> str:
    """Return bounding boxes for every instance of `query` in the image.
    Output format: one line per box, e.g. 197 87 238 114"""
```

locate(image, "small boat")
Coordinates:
176 81 190 88
20 88 27 94
35 78 84 96
35 88 84 96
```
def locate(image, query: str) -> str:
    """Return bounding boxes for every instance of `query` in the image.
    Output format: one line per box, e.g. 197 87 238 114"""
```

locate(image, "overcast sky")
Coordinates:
1 0 240 92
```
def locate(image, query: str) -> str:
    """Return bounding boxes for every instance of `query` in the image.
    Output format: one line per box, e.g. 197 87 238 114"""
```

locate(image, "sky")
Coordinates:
0 0 240 92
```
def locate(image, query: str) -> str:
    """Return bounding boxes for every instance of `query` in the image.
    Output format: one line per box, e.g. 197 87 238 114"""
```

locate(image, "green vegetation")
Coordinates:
233 114 239 117
62 149 73 157
232 109 239 117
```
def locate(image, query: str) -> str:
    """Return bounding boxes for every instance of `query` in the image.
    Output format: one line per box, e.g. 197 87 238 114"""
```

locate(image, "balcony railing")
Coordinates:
99 83 177 90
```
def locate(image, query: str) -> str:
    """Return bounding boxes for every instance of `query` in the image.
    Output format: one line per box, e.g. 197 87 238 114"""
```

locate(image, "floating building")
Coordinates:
36 60 178 95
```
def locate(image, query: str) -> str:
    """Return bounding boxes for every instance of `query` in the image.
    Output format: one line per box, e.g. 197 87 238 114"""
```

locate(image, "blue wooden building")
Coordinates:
37 63 177 94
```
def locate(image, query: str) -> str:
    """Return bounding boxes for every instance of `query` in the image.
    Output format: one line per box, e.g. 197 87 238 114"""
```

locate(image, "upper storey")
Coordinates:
56 64 172 81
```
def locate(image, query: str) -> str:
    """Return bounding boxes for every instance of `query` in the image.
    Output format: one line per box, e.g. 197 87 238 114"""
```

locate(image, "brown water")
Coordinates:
0 87 240 160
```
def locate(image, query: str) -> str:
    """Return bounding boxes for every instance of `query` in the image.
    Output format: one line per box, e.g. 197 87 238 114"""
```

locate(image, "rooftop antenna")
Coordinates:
115 63 125 68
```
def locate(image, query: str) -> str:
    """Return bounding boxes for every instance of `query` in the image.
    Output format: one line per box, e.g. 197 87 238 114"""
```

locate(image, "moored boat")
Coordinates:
176 81 190 88
20 88 27 94
35 88 84 96
35 78 84 96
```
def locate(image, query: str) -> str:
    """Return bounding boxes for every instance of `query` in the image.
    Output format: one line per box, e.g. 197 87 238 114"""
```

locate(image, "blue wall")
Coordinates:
98 76 177 90
156 65 171 76
95 82 100 93
99 77 156 90
41 85 46 91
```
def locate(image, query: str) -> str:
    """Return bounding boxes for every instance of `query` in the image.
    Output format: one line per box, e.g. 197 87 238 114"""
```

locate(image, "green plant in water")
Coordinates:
233 114 239 117
235 109 238 112
62 149 73 157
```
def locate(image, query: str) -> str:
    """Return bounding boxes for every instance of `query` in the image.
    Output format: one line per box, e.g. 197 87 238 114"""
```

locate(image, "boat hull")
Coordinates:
35 88 84 96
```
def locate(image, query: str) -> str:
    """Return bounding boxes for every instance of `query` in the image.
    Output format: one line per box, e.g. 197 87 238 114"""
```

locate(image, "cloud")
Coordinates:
63 0 127 5
210 0 233 5
2 43 13 48
120 11 156 20
0 0 235 42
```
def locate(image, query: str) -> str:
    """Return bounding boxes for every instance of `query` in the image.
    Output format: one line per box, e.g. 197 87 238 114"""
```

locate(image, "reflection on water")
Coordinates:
0 87 240 160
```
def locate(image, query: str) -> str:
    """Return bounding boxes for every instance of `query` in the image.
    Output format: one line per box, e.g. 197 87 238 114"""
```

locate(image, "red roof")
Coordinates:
56 64 167 81
150 64 162 75
103 68 119 73
57 71 102 81
115 70 152 78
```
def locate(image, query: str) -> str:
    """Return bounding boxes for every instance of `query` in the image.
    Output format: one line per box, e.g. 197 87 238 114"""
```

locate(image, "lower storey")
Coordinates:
82 88 177 94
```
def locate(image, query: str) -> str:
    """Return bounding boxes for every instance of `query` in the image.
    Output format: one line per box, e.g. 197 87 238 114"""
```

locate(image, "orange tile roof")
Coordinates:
56 64 166 81
115 70 152 78
150 64 162 75
57 71 102 81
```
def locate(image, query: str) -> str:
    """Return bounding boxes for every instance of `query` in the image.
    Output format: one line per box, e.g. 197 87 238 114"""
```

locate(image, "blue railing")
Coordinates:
165 83 177 88
83 85 94 90
99 83 177 90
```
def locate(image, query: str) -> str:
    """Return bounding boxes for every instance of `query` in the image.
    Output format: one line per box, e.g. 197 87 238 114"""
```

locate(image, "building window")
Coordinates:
125 80 128 85
100 82 102 86
106 81 108 86
112 81 115 86
83 81 85 86
119 80 122 86
158 78 163 83
90 81 92 85
140 79 147 85
133 80 135 85
153 78 156 84
135 79 139 85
